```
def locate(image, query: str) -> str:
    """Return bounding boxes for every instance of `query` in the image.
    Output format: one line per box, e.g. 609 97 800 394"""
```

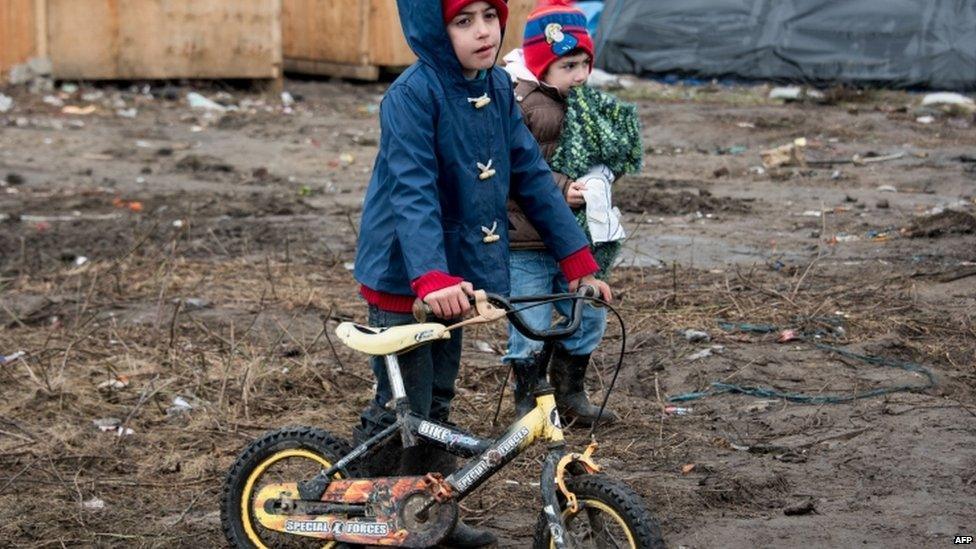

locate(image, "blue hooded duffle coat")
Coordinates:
354 0 589 297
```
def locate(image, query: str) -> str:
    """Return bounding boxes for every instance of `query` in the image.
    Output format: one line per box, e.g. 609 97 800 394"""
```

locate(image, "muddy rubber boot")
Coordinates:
510 358 538 418
352 402 401 477
549 348 618 427
415 448 498 548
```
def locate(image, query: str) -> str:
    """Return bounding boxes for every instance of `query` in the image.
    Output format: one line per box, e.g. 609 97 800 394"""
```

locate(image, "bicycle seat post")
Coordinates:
385 353 418 447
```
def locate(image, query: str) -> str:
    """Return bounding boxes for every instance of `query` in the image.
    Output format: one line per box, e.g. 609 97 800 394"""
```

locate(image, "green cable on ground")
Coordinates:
668 326 937 404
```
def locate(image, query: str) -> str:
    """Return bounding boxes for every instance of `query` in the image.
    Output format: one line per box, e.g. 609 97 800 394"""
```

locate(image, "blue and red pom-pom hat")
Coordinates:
522 0 594 79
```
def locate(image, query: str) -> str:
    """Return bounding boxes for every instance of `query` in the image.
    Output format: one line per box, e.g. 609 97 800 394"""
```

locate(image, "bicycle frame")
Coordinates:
289 289 603 548
293 348 579 547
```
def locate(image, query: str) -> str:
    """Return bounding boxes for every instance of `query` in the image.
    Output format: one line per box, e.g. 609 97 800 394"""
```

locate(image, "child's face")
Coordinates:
542 52 592 95
446 1 502 78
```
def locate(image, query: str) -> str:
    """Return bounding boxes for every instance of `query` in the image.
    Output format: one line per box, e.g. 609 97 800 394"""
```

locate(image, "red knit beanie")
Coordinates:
442 0 510 28
522 0 594 79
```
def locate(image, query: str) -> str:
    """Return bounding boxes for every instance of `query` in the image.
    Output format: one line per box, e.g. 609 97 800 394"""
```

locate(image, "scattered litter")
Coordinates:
852 151 906 165
116 108 138 118
112 198 144 212
62 105 97 116
281 91 296 107
716 145 747 156
679 329 710 343
777 329 799 343
339 153 355 165
357 103 380 115
736 121 756 129
343 262 355 271
876 185 898 193
97 377 129 390
769 86 824 102
173 297 211 310
916 115 935 124
744 400 777 413
830 233 860 243
167 396 193 416
921 92 975 113
43 95 64 107
680 463 696 475
7 57 54 91
82 497 106 511
687 345 724 361
0 94 12 113
186 92 226 112
93 417 133 436
73 256 89 266
0 351 26 365
831 170 842 180
475 340 495 354
760 138 807 169
60 83 79 94
93 417 120 432
664 406 693 416
800 210 823 217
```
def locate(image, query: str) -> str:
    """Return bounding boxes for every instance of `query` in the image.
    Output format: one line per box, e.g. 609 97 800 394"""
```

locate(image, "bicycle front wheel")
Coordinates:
533 475 665 549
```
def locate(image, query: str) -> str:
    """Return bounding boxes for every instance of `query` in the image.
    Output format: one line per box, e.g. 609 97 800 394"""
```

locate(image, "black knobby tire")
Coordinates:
532 474 665 549
220 426 363 548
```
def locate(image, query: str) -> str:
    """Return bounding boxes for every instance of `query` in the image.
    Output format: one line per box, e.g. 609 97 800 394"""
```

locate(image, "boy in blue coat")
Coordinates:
352 0 610 545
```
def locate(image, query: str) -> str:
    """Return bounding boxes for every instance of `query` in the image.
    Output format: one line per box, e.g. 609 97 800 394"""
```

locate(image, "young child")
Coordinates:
352 0 610 545
503 0 642 426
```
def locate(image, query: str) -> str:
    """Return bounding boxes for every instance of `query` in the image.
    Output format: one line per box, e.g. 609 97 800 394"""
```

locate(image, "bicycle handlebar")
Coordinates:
413 285 600 342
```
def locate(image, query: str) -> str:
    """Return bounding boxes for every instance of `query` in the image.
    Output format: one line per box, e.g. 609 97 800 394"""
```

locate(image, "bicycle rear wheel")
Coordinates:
533 474 665 549
220 426 363 548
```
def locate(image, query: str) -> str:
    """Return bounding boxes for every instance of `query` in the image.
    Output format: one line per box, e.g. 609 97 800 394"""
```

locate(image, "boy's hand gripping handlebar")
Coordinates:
412 285 600 341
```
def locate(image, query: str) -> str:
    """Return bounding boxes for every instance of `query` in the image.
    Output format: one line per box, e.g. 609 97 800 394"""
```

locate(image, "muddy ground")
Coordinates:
1 76 974 548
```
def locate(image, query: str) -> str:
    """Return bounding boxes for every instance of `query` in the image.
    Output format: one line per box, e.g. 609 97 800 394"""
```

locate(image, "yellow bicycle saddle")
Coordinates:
334 322 451 356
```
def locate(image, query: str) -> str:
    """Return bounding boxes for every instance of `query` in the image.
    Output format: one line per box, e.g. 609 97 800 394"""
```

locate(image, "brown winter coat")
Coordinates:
508 79 574 250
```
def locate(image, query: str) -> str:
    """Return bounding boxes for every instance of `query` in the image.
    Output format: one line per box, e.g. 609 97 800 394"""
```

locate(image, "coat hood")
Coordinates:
396 0 507 85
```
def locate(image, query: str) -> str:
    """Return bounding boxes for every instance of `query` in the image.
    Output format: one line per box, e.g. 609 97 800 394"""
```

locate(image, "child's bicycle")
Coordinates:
220 287 665 548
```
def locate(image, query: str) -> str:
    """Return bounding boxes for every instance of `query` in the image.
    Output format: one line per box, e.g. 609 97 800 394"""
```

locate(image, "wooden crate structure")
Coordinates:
2 0 281 81
0 0 44 77
282 0 534 80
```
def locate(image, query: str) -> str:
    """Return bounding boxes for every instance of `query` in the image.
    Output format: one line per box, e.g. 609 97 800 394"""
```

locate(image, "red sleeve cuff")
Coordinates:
411 270 464 299
559 247 598 281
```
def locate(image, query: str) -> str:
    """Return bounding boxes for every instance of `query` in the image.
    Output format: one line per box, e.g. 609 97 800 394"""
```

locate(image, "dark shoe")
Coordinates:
549 348 618 427
510 358 538 418
353 402 401 477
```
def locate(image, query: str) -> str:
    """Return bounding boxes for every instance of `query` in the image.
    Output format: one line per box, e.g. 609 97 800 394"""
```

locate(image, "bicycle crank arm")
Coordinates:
252 475 458 547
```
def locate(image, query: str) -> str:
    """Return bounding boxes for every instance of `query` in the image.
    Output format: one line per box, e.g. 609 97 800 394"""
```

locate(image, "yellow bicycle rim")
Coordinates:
550 498 637 549
240 448 339 549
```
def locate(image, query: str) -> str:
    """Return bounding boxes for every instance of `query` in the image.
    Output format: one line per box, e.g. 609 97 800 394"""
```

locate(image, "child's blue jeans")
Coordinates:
504 249 606 362
359 305 463 436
